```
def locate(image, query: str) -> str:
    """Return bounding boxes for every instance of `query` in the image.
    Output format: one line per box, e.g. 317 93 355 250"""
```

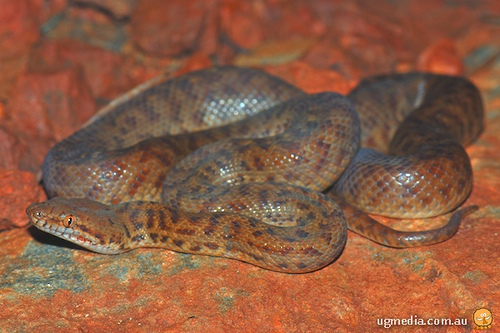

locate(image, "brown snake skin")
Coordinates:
26 66 484 273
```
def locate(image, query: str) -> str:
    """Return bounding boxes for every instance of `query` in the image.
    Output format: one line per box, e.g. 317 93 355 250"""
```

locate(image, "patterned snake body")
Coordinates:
26 67 484 273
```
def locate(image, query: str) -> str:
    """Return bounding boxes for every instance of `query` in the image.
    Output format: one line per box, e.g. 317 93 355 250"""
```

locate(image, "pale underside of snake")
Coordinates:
26 66 484 273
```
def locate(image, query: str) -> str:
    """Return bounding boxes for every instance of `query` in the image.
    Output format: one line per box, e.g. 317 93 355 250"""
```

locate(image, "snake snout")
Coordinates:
26 202 43 222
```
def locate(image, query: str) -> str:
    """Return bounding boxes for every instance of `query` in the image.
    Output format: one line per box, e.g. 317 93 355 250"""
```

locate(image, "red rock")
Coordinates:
45 4 126 53
72 0 136 19
408 0 474 43
0 169 44 229
130 0 214 56
31 0 67 23
0 128 24 171
175 53 213 76
234 38 317 67
305 40 383 82
339 34 396 75
0 0 40 58
220 0 326 51
1 68 95 171
196 1 219 57
276 2 326 38
417 39 464 75
0 110 55 172
29 39 153 101
219 0 264 49
8 68 95 142
267 62 352 95
0 0 41 97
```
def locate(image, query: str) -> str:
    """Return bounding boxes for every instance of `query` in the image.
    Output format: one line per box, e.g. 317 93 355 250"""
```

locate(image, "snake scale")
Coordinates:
26 66 484 273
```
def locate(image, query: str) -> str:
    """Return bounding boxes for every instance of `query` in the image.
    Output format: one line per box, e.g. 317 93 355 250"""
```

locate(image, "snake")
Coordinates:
26 66 484 273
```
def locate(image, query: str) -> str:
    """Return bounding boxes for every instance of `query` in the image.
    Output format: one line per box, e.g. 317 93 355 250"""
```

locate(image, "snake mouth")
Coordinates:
30 217 121 255
31 217 86 244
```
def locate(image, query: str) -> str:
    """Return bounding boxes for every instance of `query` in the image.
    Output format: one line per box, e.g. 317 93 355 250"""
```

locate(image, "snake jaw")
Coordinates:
26 201 124 255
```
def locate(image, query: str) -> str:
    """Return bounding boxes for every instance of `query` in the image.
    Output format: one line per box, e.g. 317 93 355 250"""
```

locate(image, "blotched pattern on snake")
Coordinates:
26 66 484 273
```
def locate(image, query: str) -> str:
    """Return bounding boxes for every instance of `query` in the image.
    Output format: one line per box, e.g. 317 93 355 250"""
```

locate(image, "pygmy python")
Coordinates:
26 66 484 273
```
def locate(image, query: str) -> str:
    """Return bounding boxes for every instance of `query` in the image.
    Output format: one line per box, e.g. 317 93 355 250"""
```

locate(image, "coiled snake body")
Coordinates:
26 67 484 273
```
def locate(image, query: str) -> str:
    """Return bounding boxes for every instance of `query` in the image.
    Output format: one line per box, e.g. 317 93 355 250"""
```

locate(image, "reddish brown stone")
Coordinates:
303 42 360 80
29 39 155 101
1 68 95 171
0 169 45 229
220 0 326 51
72 0 136 19
8 68 95 142
130 0 216 57
32 0 67 23
0 0 40 59
267 62 353 95
219 0 264 49
45 6 127 61
0 127 21 171
0 0 42 98
175 53 213 76
234 38 316 67
417 39 464 75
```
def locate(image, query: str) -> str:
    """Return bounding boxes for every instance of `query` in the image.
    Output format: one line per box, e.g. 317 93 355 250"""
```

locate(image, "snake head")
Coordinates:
26 197 126 254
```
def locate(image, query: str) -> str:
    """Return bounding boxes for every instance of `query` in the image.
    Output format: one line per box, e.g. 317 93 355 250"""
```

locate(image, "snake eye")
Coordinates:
63 215 76 228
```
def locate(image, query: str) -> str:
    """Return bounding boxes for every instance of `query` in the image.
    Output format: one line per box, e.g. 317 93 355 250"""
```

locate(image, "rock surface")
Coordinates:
0 0 498 332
